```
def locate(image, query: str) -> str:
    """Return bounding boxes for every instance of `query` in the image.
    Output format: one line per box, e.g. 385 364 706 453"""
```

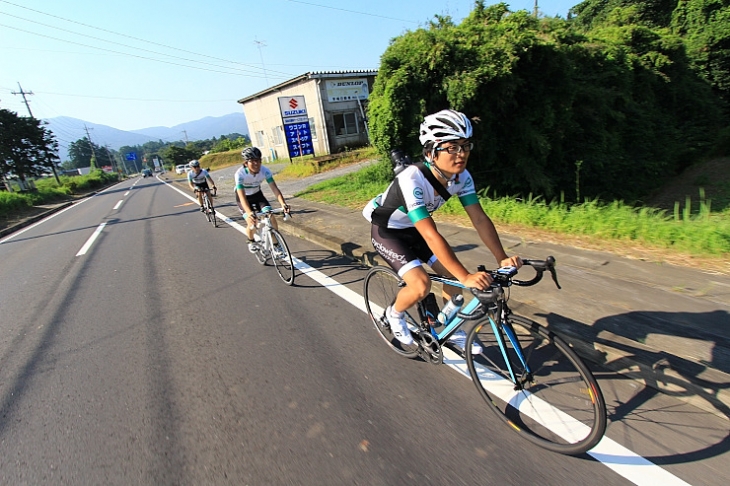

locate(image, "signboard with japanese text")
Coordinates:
278 96 314 158
325 78 369 102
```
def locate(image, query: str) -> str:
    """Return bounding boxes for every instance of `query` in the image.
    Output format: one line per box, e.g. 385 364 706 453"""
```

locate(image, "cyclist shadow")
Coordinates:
292 248 366 288
541 309 730 464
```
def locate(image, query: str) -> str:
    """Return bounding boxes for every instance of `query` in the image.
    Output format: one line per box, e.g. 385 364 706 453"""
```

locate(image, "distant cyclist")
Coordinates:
187 160 217 213
235 147 291 252
363 109 522 352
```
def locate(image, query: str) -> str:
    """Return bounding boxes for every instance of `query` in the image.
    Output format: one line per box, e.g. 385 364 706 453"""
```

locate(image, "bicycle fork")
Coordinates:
487 306 534 389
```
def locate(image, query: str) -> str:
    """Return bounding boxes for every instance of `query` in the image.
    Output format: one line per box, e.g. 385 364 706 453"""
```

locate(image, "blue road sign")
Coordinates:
284 121 314 158
125 152 137 161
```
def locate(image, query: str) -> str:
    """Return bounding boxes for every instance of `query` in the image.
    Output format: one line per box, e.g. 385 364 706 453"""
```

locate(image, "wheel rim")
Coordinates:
466 316 606 455
362 267 419 358
271 230 294 285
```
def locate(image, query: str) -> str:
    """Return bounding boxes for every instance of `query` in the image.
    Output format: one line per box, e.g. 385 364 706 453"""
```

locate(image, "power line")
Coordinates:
0 0 294 76
0 11 295 78
0 23 287 79
284 0 418 24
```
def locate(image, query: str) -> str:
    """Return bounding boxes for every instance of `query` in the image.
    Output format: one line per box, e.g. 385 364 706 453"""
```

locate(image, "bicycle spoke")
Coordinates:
362 267 419 358
466 315 606 455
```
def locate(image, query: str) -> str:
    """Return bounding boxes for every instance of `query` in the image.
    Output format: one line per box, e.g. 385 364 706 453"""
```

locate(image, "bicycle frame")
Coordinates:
417 275 533 378
254 210 279 252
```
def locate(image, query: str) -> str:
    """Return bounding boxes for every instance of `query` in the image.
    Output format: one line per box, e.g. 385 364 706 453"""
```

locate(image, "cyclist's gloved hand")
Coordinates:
500 255 523 269
462 271 493 290
247 214 258 229
283 204 291 214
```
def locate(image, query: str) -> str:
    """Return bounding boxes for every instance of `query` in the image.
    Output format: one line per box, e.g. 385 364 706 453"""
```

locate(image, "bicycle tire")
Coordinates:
465 314 607 455
254 231 267 265
203 195 212 223
209 198 217 228
207 196 218 227
362 266 419 358
270 229 295 285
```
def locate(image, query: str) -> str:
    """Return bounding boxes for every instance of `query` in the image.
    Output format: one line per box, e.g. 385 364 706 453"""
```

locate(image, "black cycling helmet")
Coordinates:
242 146 262 161
189 159 200 168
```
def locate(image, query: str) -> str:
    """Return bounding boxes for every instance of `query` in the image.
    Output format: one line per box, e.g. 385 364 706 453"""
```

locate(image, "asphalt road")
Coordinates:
0 174 727 485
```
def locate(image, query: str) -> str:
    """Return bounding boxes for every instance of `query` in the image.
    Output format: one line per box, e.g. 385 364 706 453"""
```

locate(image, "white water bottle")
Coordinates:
437 294 464 324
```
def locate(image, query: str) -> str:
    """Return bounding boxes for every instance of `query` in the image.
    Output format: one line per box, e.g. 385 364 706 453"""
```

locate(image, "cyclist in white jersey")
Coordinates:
187 160 217 213
363 109 522 352
235 147 291 252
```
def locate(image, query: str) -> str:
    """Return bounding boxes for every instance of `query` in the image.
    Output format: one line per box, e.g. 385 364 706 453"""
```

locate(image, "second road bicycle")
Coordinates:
249 207 296 285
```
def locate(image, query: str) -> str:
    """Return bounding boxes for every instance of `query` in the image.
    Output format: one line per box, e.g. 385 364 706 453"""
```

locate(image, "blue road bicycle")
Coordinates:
363 257 607 455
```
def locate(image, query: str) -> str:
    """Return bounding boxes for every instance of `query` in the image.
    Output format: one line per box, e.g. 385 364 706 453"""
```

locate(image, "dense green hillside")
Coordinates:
368 1 730 204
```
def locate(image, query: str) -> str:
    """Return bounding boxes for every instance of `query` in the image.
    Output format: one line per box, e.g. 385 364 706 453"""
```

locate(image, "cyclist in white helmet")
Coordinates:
363 109 522 352
187 160 217 213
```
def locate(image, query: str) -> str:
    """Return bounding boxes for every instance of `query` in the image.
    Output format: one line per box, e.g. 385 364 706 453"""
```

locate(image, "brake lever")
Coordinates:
545 256 562 289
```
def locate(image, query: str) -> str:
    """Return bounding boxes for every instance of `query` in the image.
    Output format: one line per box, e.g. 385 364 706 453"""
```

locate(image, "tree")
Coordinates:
0 108 59 187
160 145 201 167
367 1 728 203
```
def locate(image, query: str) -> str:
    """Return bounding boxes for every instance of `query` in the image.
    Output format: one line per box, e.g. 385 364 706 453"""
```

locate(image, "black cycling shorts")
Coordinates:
237 190 271 215
370 224 437 277
193 181 210 191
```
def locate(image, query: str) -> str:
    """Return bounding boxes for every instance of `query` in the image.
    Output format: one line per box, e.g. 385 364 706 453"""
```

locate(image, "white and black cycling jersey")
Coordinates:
363 162 479 229
234 165 274 195
187 168 210 185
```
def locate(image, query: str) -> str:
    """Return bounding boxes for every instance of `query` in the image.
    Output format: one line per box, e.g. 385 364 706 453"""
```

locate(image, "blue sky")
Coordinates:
0 0 575 132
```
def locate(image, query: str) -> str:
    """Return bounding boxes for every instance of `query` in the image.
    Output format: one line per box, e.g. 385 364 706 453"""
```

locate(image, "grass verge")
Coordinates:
0 171 120 218
296 160 730 270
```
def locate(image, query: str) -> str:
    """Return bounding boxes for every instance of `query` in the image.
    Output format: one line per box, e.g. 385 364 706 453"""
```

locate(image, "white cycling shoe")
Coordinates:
386 306 414 346
448 330 482 355
247 241 258 253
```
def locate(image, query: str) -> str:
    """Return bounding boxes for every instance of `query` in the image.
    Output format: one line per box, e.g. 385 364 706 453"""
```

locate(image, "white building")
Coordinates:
238 70 377 162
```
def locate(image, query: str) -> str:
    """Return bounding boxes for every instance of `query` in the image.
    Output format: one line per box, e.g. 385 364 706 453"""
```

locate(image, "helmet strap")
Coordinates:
431 159 458 187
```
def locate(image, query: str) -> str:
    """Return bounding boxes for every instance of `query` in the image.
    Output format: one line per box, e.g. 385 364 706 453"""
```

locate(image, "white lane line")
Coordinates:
76 223 106 256
0 197 93 244
160 178 692 486
113 200 124 210
124 191 130 196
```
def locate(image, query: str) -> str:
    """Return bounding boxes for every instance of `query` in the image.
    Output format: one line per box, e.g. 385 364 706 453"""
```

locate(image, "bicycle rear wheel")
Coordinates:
465 315 606 455
362 266 419 358
270 229 295 285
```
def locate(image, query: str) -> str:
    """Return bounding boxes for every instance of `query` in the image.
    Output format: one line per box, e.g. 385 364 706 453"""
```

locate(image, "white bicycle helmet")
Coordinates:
418 109 473 146
189 159 200 168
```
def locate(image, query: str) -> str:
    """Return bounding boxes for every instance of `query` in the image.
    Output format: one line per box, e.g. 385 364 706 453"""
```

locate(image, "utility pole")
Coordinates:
11 82 34 117
254 38 270 87
182 130 189 144
84 124 97 169
104 144 117 174
534 0 539 17
12 82 61 184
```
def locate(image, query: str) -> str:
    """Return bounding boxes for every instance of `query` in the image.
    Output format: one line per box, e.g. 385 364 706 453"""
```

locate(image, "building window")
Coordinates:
309 117 317 140
272 126 284 145
256 130 265 147
334 112 358 136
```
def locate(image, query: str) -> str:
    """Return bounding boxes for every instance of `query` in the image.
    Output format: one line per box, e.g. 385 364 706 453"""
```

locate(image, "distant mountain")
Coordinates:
45 112 248 161
131 113 248 141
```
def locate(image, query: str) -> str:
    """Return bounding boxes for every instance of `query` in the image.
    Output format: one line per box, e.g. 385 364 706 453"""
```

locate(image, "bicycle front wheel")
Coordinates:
465 315 607 455
362 266 419 358
203 195 213 224
270 229 295 285
254 232 267 265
